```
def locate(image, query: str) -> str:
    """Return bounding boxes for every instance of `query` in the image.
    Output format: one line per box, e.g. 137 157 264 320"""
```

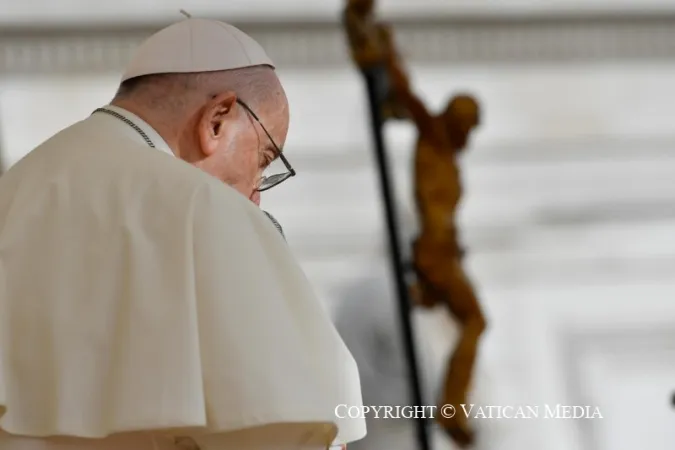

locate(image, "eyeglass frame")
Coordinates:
236 98 296 192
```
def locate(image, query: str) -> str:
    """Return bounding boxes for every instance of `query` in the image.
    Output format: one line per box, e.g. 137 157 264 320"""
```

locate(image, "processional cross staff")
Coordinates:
342 2 429 450
342 0 486 447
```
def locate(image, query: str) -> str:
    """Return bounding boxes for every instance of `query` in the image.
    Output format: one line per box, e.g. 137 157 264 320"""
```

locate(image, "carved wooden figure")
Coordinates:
384 32 486 448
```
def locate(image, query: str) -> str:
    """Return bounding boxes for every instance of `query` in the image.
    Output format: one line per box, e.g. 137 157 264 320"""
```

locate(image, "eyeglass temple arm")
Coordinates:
279 153 295 175
237 98 295 177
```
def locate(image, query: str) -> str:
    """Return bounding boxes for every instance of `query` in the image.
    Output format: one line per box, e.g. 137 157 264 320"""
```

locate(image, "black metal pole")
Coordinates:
360 68 431 450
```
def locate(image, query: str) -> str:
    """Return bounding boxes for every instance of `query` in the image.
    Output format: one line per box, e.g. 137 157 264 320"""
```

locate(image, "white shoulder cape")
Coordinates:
0 115 366 447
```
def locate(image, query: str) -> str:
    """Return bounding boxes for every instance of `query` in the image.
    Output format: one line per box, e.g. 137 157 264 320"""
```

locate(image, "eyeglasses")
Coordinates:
236 99 296 192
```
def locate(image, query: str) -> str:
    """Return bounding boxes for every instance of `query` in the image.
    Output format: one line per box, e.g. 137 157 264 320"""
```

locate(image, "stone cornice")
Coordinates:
1 13 675 76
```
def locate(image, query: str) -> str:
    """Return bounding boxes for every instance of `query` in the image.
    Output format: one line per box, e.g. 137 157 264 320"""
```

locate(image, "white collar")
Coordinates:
98 105 175 157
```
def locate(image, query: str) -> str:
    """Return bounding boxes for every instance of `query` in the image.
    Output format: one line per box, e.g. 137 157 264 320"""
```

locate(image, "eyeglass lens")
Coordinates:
258 173 292 192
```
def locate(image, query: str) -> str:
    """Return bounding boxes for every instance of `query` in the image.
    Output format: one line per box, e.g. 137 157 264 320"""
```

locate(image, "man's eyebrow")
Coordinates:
265 144 281 160
268 143 283 158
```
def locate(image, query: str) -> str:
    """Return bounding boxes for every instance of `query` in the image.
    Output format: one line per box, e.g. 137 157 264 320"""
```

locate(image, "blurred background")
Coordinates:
2 1 675 449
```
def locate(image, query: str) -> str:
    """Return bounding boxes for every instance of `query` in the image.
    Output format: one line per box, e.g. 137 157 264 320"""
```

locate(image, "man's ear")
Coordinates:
198 91 238 157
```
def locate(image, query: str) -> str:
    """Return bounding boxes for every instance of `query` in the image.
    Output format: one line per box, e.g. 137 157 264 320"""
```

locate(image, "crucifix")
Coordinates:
342 1 486 447
342 2 429 450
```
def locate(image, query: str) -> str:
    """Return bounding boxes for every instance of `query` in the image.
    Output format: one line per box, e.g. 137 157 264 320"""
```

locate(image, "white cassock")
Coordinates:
0 106 366 450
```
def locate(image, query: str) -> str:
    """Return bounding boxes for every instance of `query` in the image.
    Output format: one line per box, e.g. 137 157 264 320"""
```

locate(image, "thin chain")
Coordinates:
92 107 156 148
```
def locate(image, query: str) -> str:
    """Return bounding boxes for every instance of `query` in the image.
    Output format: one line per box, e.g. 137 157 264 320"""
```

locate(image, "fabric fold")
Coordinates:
0 116 366 446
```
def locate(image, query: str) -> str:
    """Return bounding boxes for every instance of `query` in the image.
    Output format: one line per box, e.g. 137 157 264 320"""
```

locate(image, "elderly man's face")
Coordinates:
195 87 289 206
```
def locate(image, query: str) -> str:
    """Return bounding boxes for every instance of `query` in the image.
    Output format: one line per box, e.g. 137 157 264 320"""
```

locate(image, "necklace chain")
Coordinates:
92 107 156 149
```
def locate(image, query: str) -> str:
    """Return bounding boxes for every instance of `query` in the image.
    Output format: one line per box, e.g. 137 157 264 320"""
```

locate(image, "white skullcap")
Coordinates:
121 18 275 82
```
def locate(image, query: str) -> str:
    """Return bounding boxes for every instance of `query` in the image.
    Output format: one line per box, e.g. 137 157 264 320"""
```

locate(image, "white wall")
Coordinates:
2 60 675 450
2 0 675 25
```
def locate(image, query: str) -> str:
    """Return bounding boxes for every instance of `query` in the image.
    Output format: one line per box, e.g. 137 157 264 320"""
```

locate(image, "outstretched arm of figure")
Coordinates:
383 32 433 131
343 0 375 39
342 8 369 47
342 3 383 66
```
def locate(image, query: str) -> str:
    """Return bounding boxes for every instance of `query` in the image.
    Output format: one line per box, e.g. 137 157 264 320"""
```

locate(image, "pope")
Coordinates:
0 17 366 450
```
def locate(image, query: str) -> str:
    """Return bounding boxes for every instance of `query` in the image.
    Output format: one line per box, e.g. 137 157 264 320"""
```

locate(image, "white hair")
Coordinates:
113 65 284 114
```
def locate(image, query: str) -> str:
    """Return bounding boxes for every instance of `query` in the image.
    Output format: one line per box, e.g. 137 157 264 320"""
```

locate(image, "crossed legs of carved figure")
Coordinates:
412 243 486 447
439 263 486 447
